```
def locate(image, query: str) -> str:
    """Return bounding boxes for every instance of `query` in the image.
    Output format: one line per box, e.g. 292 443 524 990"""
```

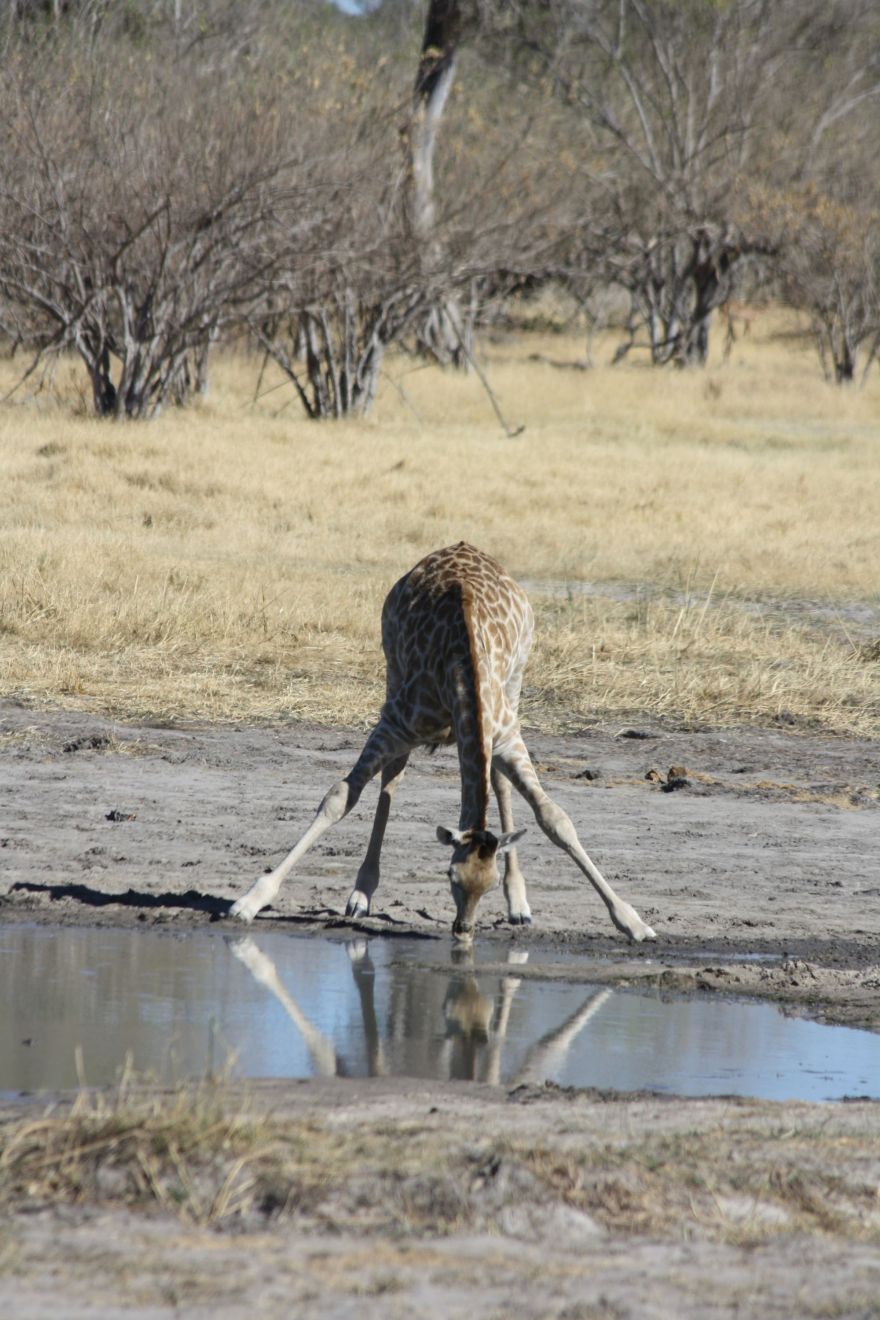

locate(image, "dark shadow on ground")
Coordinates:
4 881 441 939
8 880 230 917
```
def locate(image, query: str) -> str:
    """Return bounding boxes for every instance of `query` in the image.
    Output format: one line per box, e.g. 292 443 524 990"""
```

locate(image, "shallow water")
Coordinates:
2 924 877 1102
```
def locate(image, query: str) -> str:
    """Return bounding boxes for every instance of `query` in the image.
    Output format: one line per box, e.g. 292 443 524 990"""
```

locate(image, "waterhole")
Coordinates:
2 924 877 1102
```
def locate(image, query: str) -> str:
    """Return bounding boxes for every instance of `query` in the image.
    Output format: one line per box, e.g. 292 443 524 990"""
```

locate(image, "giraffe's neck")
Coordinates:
453 599 491 831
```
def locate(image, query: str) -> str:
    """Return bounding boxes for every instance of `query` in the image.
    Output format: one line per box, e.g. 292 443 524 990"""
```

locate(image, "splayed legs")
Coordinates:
229 723 410 923
492 763 531 925
494 734 656 943
345 753 410 919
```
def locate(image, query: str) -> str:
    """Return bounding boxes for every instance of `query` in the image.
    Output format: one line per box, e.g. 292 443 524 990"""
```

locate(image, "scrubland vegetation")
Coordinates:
3 1078 879 1245
2 0 880 415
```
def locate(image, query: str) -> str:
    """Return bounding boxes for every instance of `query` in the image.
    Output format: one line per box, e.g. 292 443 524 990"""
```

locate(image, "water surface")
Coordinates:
1 924 877 1102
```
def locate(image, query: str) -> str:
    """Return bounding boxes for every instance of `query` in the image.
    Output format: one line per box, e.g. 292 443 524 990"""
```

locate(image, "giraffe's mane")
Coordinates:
460 583 489 831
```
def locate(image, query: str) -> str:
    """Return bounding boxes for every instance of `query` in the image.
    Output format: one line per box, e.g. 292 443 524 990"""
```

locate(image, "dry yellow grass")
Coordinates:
0 311 878 734
3 1080 879 1246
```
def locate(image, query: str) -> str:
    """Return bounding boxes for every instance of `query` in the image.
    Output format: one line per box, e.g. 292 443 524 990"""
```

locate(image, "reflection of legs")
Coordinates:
347 940 386 1077
485 949 529 1085
495 734 655 942
228 937 339 1077
230 935 387 1079
513 988 613 1086
230 722 410 923
346 753 409 919
492 764 531 925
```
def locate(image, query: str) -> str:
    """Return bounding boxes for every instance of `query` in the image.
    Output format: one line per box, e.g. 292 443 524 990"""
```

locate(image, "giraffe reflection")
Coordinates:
229 935 384 1078
228 936 612 1085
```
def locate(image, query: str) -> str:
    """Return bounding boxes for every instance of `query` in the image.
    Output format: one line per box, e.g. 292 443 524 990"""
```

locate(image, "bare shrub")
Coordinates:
752 186 880 383
248 70 428 420
249 22 576 417
0 32 302 418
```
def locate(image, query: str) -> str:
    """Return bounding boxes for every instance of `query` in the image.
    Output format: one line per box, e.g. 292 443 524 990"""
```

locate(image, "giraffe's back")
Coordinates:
381 543 533 742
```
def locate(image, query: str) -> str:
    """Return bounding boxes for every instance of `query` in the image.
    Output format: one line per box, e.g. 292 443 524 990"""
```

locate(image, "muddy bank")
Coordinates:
1 701 879 1029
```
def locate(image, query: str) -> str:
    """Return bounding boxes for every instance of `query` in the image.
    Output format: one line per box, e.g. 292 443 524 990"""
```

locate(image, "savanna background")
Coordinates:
0 0 878 739
1 8 880 1317
2 319 879 736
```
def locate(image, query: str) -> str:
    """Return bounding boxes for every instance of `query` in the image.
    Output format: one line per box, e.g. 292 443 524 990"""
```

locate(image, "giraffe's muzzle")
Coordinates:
452 915 475 942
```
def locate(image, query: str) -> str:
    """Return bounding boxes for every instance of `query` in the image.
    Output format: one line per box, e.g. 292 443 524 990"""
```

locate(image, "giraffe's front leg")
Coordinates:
346 753 409 919
230 722 408 924
495 736 656 943
230 777 352 923
492 763 531 925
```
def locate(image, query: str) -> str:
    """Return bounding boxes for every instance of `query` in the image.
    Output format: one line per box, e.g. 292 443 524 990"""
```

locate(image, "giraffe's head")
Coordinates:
436 826 526 941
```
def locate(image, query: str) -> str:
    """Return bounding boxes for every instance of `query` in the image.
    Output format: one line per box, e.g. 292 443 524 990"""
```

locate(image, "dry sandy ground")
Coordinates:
2 701 878 1022
1 1079 879 1320
1 701 879 1317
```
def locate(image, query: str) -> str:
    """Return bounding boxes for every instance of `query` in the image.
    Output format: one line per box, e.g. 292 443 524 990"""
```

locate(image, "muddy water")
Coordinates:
2 924 878 1102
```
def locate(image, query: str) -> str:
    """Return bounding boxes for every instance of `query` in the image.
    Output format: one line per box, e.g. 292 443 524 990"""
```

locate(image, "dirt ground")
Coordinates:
1 700 879 1317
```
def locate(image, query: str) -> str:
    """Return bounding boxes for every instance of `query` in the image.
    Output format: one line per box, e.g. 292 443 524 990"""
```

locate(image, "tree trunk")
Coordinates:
834 340 857 383
409 0 472 368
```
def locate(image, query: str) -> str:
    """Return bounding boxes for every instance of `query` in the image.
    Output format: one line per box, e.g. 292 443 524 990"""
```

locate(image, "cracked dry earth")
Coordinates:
1 701 879 1317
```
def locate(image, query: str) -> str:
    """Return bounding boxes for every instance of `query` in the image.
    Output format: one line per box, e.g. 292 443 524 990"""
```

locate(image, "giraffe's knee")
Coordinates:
320 779 353 825
536 799 579 851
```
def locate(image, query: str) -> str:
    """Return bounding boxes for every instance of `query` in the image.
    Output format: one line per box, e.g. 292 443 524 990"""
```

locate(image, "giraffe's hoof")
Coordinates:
229 896 259 923
226 936 274 984
609 900 657 943
508 913 533 927
345 890 370 920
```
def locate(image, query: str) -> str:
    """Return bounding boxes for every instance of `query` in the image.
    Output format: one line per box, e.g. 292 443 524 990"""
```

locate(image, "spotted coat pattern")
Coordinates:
377 542 533 828
229 543 655 944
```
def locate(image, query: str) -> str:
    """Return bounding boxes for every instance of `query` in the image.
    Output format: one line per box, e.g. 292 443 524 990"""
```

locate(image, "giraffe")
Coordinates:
229 542 655 943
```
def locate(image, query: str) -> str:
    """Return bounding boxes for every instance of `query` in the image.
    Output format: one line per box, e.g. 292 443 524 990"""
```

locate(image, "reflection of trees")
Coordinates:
228 936 613 1086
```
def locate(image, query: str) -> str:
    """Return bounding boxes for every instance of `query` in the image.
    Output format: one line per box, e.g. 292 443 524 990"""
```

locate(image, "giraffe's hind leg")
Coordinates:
346 753 409 919
492 762 532 925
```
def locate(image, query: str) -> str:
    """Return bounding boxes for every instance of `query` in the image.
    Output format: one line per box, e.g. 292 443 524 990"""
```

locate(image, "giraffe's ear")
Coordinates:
436 826 467 847
496 829 526 856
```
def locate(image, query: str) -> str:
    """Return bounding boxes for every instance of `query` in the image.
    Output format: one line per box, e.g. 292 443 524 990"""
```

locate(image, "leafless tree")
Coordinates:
0 24 301 416
754 186 880 383
506 0 793 364
493 0 880 366
248 4 575 417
